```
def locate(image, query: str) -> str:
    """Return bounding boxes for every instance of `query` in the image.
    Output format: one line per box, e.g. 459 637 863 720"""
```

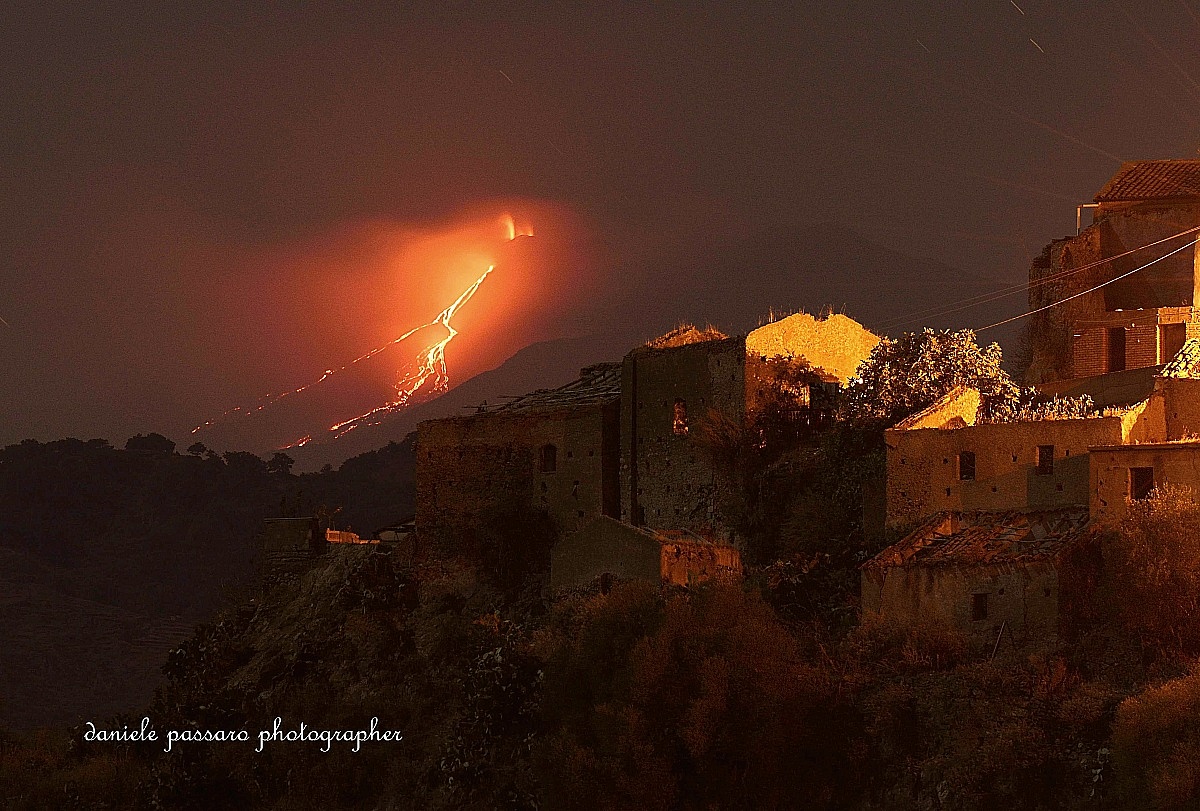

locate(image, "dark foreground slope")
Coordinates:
1 534 1171 811
0 435 415 729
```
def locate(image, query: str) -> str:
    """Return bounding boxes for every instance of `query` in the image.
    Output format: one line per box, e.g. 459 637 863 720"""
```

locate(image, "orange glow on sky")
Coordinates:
189 202 588 453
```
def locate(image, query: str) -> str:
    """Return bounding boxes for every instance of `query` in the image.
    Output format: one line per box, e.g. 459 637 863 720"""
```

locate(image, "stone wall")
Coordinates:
1090 442 1200 527
550 516 742 590
620 337 746 537
885 417 1127 528
416 400 619 552
550 516 661 590
1159 377 1200 440
861 560 1060 643
745 311 879 382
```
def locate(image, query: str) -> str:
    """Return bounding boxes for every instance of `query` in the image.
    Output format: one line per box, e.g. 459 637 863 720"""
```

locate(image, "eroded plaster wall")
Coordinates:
861 562 1060 642
1090 443 1200 526
885 417 1126 528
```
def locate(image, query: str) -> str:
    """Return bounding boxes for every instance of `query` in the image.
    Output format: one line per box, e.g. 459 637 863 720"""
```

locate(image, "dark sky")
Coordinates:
3 1 1198 450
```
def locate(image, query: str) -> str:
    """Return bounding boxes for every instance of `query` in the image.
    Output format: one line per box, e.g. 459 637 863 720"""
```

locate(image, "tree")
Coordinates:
186 441 208 457
1108 484 1200 658
538 583 853 810
1111 666 1200 809
840 329 1017 429
124 433 176 454
267 452 295 476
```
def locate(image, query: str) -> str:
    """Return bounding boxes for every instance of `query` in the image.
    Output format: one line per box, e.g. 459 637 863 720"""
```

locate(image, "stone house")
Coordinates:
550 515 742 591
415 363 621 552
883 382 1162 530
1028 159 1200 383
872 340 1200 639
861 509 1095 643
1088 341 1200 526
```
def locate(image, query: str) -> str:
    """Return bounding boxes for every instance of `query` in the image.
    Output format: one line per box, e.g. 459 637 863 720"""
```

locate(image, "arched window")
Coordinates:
673 398 688 435
539 444 557 472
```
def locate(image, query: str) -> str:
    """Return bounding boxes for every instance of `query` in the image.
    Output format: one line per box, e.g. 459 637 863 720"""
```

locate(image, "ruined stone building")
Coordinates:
872 294 1200 641
620 312 879 538
550 516 742 591
1028 159 1200 382
415 363 621 552
415 310 878 589
861 510 1095 645
872 158 1200 640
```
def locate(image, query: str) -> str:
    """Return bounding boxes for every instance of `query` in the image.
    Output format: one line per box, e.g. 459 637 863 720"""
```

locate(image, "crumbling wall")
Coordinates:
620 337 746 539
1028 228 1106 383
659 541 742 586
861 561 1060 643
1090 443 1200 527
1029 203 1200 383
416 401 618 552
745 312 879 383
1159 377 1200 440
550 516 660 590
885 417 1126 528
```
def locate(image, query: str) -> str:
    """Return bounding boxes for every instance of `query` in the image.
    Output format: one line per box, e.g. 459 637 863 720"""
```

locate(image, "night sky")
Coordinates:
3 1 1198 451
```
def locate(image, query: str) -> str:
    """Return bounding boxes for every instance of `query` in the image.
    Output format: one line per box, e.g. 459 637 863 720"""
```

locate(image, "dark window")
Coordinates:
1036 445 1054 475
1130 467 1155 500
972 593 989 621
1161 322 1187 364
673 398 688 435
538 444 557 473
958 451 976 481
1108 327 1127 372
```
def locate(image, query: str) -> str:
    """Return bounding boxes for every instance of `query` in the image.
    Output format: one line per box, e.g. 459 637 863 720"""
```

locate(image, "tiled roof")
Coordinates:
1095 160 1200 202
480 362 621 413
1034 365 1158 408
1161 337 1200 378
864 509 1092 569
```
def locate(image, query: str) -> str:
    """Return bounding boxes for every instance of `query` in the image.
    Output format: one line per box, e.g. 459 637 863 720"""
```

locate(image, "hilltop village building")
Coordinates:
415 363 622 553
621 314 879 539
415 311 879 589
1028 159 1200 383
867 159 1200 644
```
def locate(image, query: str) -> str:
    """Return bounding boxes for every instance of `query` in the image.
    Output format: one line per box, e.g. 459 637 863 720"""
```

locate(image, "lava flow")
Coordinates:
194 214 533 449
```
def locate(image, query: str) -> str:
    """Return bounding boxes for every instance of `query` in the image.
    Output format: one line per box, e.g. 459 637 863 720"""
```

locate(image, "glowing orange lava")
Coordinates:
193 213 532 448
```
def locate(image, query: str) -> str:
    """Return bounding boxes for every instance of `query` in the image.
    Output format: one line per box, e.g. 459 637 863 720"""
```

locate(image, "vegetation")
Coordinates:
3 330 1200 809
1108 485 1200 659
841 328 1093 429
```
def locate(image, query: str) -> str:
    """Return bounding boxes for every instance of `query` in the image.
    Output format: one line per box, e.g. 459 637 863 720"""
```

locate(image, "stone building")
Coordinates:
621 312 878 537
550 515 742 591
415 363 621 551
1088 340 1200 526
1028 159 1200 383
861 509 1095 644
883 382 1162 530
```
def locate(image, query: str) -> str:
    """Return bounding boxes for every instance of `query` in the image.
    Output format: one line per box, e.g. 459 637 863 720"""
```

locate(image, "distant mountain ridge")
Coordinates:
289 332 638 471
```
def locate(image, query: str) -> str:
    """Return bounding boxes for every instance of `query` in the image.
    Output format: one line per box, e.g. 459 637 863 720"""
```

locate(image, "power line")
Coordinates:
975 237 1199 333
878 223 1200 331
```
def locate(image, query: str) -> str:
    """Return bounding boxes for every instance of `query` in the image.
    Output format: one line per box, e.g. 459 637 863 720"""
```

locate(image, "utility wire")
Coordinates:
975 238 1199 333
878 223 1200 331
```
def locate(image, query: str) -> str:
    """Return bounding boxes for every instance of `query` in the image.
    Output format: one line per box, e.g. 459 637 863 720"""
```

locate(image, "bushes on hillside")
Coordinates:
1108 484 1200 658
